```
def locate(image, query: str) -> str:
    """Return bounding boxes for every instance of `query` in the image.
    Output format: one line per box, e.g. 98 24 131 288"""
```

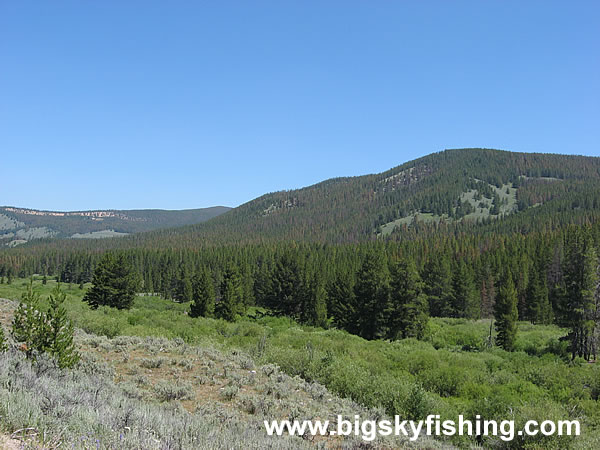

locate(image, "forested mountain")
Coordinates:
0 206 231 247
177 148 599 245
3 148 599 253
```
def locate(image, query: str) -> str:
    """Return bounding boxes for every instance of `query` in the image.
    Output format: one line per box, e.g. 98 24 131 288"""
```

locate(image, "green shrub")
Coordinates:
153 381 193 401
0 326 7 352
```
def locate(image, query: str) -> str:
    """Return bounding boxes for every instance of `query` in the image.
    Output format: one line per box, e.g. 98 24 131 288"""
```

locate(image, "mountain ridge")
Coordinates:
0 205 231 246
4 148 600 250
137 148 600 245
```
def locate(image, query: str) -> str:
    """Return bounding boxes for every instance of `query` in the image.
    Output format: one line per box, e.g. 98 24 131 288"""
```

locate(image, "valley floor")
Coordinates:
0 278 598 449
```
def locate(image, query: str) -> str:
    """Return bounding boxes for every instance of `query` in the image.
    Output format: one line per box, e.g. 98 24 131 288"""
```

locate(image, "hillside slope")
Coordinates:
111 148 600 247
5 148 600 251
0 206 231 246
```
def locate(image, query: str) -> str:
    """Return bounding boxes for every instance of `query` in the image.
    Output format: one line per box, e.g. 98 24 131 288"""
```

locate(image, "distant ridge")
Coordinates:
0 206 231 246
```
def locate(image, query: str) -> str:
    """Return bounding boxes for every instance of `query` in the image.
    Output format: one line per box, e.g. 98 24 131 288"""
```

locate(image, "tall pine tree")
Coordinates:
354 250 389 340
451 261 480 319
422 255 453 317
562 227 599 360
83 253 139 310
46 284 80 368
216 265 245 321
387 259 429 340
190 267 215 318
495 271 519 351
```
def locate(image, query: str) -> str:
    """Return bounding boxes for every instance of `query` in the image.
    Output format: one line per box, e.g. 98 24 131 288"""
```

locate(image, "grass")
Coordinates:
379 213 449 236
1 278 599 448
379 180 519 235
71 230 129 239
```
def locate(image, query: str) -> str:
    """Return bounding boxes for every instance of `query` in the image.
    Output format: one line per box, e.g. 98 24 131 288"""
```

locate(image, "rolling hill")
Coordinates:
0 206 231 247
4 148 600 252
106 148 600 247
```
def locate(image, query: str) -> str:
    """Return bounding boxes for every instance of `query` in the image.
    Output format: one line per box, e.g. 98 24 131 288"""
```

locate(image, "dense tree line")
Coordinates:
48 219 599 358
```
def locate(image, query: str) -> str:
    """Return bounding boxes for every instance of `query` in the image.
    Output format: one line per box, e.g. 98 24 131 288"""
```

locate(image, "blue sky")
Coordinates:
1 1 598 210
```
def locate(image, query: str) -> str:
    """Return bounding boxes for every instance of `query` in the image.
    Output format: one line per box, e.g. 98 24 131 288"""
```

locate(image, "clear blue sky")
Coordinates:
1 1 598 211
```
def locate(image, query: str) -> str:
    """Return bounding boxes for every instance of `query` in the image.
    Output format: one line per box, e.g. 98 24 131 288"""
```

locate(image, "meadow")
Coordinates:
0 277 598 449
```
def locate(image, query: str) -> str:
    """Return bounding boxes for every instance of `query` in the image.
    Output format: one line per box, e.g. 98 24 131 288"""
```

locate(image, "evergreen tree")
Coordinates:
83 252 139 310
328 270 359 334
451 261 480 319
12 280 46 359
494 271 519 351
216 265 245 321
253 261 273 307
11 281 78 367
304 273 328 328
267 253 303 318
525 264 553 324
190 267 215 318
144 272 154 294
479 265 496 319
239 261 256 308
562 227 599 360
422 255 453 317
387 259 429 340
46 284 79 368
174 263 193 303
354 250 389 340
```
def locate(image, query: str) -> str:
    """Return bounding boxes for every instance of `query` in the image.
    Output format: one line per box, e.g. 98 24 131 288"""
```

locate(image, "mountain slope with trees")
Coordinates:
4 149 599 252
143 148 600 245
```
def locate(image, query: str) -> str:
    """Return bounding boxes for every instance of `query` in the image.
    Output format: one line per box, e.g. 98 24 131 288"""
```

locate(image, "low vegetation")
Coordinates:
0 295 439 449
0 279 599 448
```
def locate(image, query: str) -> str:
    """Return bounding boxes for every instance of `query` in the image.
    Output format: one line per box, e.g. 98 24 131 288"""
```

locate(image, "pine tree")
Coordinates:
190 267 215 318
46 284 79 368
562 227 599 360
304 273 328 328
144 272 154 294
267 253 303 318
354 250 389 340
494 271 519 351
11 281 78 367
12 280 45 359
328 270 359 334
83 252 139 310
422 255 453 317
239 261 255 308
253 261 273 307
525 264 553 325
387 259 429 340
479 268 496 319
174 263 193 303
216 265 245 321
451 261 480 319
